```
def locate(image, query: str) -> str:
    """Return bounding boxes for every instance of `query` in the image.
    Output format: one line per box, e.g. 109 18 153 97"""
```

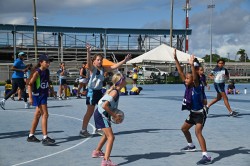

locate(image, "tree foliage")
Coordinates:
237 49 249 62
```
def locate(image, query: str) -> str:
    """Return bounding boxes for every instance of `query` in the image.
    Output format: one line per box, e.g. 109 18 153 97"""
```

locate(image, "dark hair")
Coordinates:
6 79 11 84
217 59 225 64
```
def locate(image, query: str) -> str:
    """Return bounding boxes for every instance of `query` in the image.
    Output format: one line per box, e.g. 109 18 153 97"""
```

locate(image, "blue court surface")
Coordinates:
0 84 250 166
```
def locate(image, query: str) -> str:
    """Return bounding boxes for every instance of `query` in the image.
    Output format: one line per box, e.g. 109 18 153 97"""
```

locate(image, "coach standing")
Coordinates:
0 52 30 110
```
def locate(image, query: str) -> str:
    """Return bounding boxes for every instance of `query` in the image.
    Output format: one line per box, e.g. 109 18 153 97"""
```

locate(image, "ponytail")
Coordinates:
106 84 116 94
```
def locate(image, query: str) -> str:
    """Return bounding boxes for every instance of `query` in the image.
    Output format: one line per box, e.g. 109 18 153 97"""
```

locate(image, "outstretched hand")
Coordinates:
124 54 132 62
86 44 91 52
189 54 195 65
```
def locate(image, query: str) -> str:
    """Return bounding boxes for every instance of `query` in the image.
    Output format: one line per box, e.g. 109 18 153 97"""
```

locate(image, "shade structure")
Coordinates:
127 44 204 64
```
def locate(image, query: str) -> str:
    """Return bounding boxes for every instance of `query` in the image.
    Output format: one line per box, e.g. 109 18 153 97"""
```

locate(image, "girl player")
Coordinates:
79 44 131 137
173 49 212 165
27 54 55 145
92 73 126 166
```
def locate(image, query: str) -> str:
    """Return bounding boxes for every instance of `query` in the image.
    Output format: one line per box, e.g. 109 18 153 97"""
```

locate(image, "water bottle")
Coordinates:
244 88 247 94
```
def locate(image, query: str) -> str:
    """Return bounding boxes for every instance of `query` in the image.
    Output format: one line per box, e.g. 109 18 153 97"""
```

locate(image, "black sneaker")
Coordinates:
196 155 212 165
180 145 196 152
27 135 40 143
10 96 15 101
42 136 55 145
76 96 82 99
229 111 239 117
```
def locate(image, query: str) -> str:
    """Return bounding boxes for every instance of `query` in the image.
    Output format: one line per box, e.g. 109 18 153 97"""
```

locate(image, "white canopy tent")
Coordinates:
127 44 204 64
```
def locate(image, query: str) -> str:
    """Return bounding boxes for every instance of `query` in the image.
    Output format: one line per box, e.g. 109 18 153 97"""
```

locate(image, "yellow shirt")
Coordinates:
5 84 12 90
130 87 139 93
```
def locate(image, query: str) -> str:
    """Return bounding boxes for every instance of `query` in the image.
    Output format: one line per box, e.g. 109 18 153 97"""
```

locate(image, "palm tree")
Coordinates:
237 49 248 62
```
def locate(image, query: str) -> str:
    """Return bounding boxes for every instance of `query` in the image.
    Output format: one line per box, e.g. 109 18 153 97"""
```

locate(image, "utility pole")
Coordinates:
208 0 215 67
170 0 174 47
33 0 38 63
183 0 191 53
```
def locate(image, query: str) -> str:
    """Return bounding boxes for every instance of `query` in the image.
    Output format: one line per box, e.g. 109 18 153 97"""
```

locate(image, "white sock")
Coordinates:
202 152 209 157
29 134 34 137
43 135 47 139
81 129 86 132
188 143 195 147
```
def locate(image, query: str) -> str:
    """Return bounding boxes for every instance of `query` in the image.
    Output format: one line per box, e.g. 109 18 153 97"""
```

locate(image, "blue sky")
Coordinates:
0 0 249 59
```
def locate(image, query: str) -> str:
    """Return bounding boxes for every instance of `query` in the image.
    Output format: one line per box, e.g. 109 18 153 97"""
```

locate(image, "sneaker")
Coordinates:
95 129 104 136
0 100 5 110
181 145 196 152
92 150 105 158
10 96 15 101
79 130 91 138
18 98 23 101
42 136 55 145
101 159 117 166
25 102 30 109
27 135 40 143
229 111 239 117
196 155 212 165
76 96 82 99
58 97 63 100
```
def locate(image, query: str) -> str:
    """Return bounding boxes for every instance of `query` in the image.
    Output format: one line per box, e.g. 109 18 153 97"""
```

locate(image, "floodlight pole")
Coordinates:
33 0 38 63
208 0 215 67
170 0 174 47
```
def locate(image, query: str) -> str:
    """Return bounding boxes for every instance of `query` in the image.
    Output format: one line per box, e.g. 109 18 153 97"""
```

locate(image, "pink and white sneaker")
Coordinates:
92 150 105 158
101 159 117 166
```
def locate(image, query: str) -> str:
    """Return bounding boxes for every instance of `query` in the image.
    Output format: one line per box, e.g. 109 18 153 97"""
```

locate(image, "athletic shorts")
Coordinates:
79 78 88 84
185 110 207 126
86 89 103 105
32 94 48 106
59 79 67 85
94 109 111 129
214 83 225 93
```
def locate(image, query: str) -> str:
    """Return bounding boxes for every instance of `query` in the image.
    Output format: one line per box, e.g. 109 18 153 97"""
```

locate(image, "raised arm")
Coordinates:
105 54 132 71
173 48 185 81
86 44 93 72
189 55 199 87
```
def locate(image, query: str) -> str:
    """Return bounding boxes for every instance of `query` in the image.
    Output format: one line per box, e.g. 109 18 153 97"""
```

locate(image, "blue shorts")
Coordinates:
86 89 103 105
94 109 111 129
59 79 67 85
214 83 225 93
32 94 48 106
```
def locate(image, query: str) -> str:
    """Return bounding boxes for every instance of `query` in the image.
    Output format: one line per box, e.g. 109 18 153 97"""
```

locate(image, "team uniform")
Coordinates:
94 89 119 129
210 66 229 93
132 67 138 80
86 67 105 105
182 84 206 126
79 67 88 84
199 74 207 100
32 68 50 106
57 68 67 85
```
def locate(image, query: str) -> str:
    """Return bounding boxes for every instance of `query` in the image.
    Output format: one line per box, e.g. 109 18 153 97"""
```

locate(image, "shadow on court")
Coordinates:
209 147 250 164
55 135 86 144
115 128 180 136
0 130 63 139
208 113 250 118
112 152 185 165
90 128 180 138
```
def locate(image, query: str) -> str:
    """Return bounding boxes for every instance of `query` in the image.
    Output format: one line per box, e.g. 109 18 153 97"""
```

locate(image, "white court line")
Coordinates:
214 104 250 112
1 110 95 166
